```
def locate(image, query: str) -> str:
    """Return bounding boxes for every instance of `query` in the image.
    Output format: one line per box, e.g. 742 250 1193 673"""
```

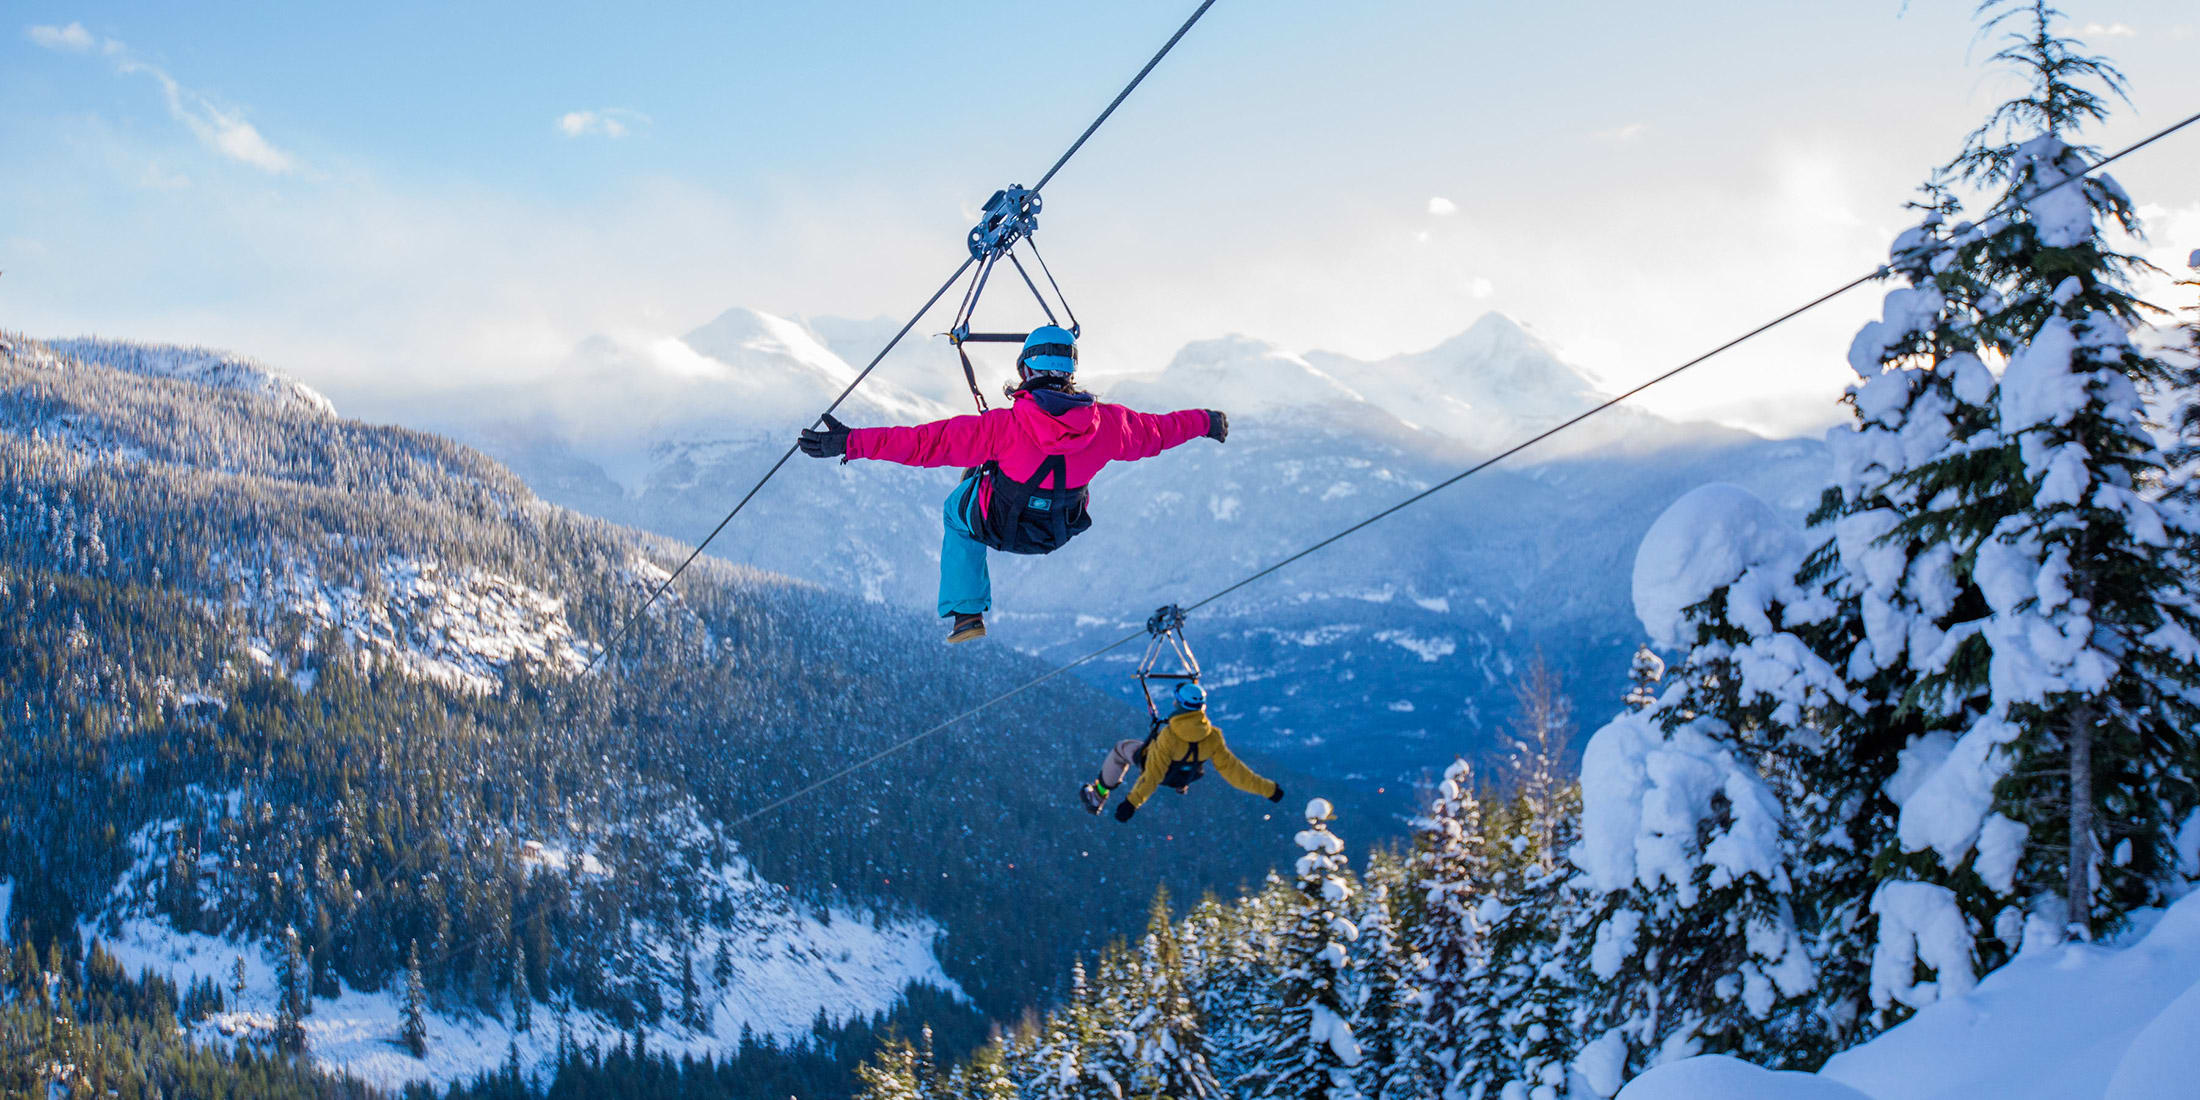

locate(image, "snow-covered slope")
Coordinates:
81 812 960 1093
1618 890 2200 1100
42 336 338 417
224 553 598 693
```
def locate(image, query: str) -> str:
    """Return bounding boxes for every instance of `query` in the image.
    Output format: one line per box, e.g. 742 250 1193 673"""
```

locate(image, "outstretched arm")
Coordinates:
1204 726 1280 800
1099 407 1220 462
844 410 1009 468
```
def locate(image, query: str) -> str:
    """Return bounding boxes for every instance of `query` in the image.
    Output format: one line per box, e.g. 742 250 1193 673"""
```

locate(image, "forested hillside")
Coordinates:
0 329 1324 1094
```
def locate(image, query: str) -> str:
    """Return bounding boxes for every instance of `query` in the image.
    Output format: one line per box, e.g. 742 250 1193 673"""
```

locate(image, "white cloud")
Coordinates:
39 29 299 174
1592 122 1649 143
1427 196 1458 216
26 22 95 51
2080 21 2136 37
1468 277 1494 299
558 109 649 139
113 56 298 173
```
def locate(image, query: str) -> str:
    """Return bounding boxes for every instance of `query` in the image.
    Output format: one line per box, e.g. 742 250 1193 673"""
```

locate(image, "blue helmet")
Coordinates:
1018 325 1078 376
1174 681 1208 710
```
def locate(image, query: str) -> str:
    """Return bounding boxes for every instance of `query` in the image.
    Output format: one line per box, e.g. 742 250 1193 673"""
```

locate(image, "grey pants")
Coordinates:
1099 739 1146 787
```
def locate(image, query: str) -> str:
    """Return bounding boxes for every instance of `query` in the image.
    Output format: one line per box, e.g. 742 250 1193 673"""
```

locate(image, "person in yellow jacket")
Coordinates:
1081 681 1285 822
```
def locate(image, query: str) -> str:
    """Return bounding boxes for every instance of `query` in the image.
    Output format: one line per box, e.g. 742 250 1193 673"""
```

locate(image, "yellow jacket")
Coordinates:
1125 709 1278 808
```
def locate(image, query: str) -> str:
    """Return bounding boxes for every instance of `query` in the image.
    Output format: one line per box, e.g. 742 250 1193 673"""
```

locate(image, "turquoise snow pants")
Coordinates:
940 478 991 618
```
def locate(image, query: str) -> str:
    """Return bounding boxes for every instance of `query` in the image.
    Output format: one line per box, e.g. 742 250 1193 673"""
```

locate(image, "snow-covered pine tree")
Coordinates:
1408 760 1489 1097
2169 254 2200 608
856 1037 927 1100
510 943 532 1034
1799 182 2004 1041
1485 706 1585 1100
1214 874 1294 1085
1624 646 1666 712
1079 948 1139 1100
274 925 308 1054
1349 880 1416 1100
962 1046 1020 1100
1913 0 2200 946
1024 964 1088 1100
1252 799 1363 1100
1569 485 1821 1092
401 939 429 1058
1125 889 1222 1099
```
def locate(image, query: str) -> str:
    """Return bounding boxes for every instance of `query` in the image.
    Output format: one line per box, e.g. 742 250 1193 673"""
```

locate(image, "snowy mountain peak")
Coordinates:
680 307 945 422
1406 312 1605 418
1105 334 1365 416
1300 312 1610 439
685 307 843 376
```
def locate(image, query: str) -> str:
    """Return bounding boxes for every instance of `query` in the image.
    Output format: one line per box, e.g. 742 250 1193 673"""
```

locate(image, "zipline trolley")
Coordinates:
943 184 1082 411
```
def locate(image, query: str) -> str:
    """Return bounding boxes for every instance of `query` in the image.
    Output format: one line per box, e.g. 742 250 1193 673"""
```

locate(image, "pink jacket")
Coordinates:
845 392 1212 488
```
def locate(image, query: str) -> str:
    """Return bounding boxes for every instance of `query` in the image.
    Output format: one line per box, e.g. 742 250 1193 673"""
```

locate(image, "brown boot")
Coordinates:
947 613 987 644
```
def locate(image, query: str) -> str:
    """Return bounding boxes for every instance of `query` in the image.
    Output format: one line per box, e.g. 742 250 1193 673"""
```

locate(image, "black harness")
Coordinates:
1134 720 1207 792
961 452 1092 555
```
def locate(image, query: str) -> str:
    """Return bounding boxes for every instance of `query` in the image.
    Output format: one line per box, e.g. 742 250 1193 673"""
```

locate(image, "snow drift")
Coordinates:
1617 890 2200 1099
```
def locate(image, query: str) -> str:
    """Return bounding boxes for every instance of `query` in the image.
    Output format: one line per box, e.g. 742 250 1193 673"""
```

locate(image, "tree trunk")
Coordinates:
2067 704 2096 941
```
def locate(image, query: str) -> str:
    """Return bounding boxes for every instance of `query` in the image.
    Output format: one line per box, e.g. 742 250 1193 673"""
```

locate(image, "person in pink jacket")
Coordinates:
799 326 1228 643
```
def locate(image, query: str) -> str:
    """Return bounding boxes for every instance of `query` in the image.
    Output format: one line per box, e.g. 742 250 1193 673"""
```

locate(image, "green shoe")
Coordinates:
1079 780 1110 815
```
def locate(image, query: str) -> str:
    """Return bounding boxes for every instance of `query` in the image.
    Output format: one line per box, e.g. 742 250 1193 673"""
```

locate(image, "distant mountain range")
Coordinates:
422 308 1832 787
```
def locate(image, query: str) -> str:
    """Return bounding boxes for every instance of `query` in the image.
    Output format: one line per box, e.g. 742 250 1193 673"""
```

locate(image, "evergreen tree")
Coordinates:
274 926 308 1054
1407 759 1488 1097
1624 645 1665 712
856 1037 926 1100
510 944 532 1035
962 1045 1019 1100
1124 889 1221 1099
1348 880 1415 1100
1853 6 2200 1006
1481 697 1587 1100
1795 182 2002 1041
1252 799 1362 1100
1569 483 1820 1089
401 940 429 1059
1024 981 1084 1100
1952 1 2200 942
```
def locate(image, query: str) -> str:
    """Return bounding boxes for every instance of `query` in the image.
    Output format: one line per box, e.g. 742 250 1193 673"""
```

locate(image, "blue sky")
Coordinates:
4 1 2197 434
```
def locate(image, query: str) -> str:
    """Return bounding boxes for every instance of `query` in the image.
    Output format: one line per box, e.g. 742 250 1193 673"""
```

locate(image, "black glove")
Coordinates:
1205 410 1229 443
1114 800 1137 823
1267 785 1285 804
798 414 850 459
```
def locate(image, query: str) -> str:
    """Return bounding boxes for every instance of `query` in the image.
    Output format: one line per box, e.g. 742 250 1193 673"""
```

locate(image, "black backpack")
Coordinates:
961 454 1092 555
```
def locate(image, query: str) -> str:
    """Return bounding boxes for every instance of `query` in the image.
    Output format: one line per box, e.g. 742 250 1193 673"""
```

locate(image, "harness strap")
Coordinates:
1035 453 1072 545
1034 452 1070 489
955 342 989 412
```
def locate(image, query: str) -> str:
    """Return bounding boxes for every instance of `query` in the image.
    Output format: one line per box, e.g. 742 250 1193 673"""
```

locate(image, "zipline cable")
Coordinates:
586 0 1225 674
1033 0 1221 195
727 106 2200 827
